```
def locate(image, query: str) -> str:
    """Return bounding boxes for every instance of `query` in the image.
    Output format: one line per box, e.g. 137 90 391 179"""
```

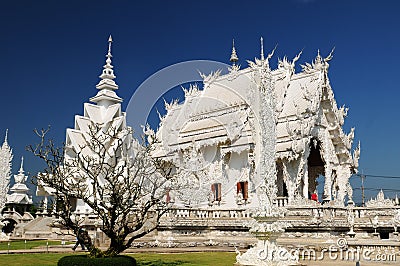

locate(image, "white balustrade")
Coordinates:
196 210 208 218
212 211 221 218
274 196 288 207
230 211 238 218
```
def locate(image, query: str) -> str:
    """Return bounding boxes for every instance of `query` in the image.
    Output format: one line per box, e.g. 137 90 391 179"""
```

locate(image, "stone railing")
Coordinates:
163 207 252 220
283 205 400 230
274 196 289 207
161 204 400 230
286 205 347 218
352 206 399 218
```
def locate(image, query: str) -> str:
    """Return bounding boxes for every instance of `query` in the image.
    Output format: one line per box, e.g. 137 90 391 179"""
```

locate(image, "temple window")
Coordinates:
237 181 248 200
211 183 221 201
165 188 171 203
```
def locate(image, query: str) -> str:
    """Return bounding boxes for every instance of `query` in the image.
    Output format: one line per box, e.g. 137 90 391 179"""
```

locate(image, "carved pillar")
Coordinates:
336 165 351 206
283 159 300 204
323 166 332 201
252 56 277 215
330 169 338 201
321 129 333 202
302 164 309 199
43 196 48 214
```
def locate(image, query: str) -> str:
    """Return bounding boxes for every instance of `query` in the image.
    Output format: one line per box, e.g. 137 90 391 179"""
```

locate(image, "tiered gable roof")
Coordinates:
156 47 359 170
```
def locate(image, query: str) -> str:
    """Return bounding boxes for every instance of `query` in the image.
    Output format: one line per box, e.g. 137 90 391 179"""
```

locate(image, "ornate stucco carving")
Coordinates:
247 46 278 215
227 64 241 80
182 84 201 98
164 98 180 111
199 69 222 85
301 48 334 74
365 190 396 208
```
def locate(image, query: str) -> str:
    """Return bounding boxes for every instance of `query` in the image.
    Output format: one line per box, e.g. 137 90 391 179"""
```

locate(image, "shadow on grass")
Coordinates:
137 259 187 266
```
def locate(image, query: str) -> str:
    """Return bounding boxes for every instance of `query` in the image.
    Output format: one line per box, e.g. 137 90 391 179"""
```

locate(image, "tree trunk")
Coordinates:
103 236 126 257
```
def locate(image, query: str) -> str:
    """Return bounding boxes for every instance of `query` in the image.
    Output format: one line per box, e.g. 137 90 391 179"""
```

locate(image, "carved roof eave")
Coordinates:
204 67 252 85
274 70 357 168
161 67 321 131
321 77 358 167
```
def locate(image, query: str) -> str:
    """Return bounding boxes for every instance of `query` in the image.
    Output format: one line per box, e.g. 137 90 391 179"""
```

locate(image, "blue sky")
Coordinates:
1 0 400 203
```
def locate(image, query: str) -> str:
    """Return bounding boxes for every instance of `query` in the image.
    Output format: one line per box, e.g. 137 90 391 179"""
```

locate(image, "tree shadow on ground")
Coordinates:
137 259 186 266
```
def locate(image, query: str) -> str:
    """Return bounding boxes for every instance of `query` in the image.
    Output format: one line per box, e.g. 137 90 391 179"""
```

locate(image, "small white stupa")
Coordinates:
7 157 33 207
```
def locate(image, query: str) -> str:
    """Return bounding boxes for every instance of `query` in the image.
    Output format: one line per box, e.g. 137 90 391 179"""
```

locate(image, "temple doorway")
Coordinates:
307 138 325 201
276 161 288 198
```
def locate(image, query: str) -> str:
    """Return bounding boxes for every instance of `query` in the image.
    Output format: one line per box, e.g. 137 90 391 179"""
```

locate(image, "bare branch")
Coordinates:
28 122 177 257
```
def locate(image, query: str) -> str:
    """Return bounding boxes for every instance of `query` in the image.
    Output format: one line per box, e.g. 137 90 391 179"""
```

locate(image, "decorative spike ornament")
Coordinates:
4 129 8 145
230 39 239 65
90 35 122 106
260 37 264 61
19 156 24 174
96 35 119 91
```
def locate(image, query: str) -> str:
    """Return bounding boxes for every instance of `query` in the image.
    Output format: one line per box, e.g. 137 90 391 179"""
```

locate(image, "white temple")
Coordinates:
26 37 399 252
153 39 360 211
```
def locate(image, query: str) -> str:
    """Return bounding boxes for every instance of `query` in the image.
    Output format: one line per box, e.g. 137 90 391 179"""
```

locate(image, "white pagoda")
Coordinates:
63 35 133 216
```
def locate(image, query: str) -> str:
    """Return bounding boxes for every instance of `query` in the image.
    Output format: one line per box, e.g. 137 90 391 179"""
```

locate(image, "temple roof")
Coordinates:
7 193 32 205
155 50 358 167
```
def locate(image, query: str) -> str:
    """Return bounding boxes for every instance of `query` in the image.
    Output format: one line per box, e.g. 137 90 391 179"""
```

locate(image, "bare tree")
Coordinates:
27 123 176 257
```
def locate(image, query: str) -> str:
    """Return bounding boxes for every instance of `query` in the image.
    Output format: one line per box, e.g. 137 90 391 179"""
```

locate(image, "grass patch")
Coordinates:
0 240 73 250
0 253 66 265
0 252 236 266
58 255 137 266
133 252 236 266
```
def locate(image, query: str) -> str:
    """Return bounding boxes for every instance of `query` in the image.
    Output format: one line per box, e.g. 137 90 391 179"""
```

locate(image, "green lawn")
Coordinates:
0 240 73 250
133 252 236 266
0 253 66 265
0 252 236 266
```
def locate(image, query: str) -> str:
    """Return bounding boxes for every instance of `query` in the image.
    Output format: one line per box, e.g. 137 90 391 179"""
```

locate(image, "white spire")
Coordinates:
19 156 24 174
3 129 8 146
229 39 239 65
260 37 264 61
95 35 119 91
316 49 322 62
0 128 12 210
108 35 112 55
90 35 122 106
